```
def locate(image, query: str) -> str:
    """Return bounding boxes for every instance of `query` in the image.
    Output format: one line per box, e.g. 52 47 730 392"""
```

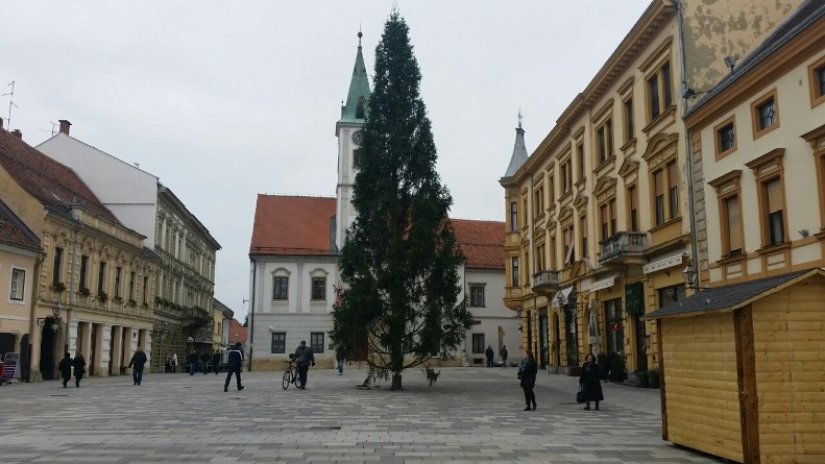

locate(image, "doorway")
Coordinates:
552 312 560 366
39 318 57 380
538 308 548 368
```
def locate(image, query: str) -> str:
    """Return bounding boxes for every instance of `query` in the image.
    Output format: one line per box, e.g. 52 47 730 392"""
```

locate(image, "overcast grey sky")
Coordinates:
1 1 650 319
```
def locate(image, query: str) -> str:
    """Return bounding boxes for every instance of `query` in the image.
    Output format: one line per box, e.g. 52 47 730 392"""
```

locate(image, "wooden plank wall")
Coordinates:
752 276 825 463
662 314 743 462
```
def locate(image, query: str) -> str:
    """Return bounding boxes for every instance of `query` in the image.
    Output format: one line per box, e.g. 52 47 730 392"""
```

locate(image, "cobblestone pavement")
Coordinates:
0 366 723 463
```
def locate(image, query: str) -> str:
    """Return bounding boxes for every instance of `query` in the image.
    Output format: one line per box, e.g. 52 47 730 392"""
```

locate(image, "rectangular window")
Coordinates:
548 175 555 203
647 61 673 121
654 170 665 225
271 332 286 354
628 186 638 231
757 98 776 130
577 143 585 179
820 66 825 96
765 178 785 245
623 97 634 143
667 161 679 219
129 272 136 300
142 276 148 304
79 255 89 291
724 195 743 255
97 261 107 296
511 257 520 287
550 236 557 270
311 277 326 301
609 199 617 236
10 268 25 301
115 267 122 298
810 58 825 106
580 216 588 260
273 276 288 300
563 226 575 265
648 75 660 120
510 201 518 232
600 204 609 241
717 121 736 155
472 333 485 354
52 247 63 286
658 284 685 308
469 284 485 307
533 187 543 218
561 159 572 194
661 62 672 108
595 119 614 164
352 148 361 168
310 332 324 353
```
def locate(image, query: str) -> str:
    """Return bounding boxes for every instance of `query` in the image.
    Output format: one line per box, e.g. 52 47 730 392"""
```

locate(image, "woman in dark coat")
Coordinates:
519 350 538 411
580 353 604 410
73 352 86 388
58 352 73 388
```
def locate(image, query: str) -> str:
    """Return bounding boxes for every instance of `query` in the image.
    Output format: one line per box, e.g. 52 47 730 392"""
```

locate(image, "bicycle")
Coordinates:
282 354 298 390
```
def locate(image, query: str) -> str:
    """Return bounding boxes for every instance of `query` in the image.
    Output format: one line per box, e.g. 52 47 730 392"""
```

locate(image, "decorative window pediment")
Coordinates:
573 192 589 211
594 176 617 204
642 132 679 170
618 158 639 178
271 267 291 277
558 205 575 225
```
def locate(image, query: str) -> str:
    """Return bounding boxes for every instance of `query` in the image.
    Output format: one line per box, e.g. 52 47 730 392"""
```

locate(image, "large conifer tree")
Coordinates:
331 12 471 390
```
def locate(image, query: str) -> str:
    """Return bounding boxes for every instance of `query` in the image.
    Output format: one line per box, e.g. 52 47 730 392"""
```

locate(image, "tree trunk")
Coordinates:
391 372 402 390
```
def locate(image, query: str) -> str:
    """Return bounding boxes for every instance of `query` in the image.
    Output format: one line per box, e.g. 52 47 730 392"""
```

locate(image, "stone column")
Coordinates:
143 329 153 369
100 324 112 377
110 326 123 375
79 321 92 361
67 319 79 354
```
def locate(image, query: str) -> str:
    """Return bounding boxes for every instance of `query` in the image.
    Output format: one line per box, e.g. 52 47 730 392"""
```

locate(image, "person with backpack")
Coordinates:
224 342 245 392
58 352 73 388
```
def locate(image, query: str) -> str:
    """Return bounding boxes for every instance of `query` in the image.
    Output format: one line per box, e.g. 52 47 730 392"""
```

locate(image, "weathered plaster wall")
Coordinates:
682 0 804 94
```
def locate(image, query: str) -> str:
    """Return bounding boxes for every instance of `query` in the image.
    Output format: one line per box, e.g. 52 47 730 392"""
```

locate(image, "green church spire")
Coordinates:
340 31 371 123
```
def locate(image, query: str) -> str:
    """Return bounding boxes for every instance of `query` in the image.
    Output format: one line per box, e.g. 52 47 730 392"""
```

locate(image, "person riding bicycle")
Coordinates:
293 340 315 390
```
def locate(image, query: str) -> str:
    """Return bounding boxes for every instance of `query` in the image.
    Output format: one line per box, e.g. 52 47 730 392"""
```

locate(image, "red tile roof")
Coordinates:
450 219 505 270
250 195 505 270
250 195 336 256
0 129 119 224
0 199 40 251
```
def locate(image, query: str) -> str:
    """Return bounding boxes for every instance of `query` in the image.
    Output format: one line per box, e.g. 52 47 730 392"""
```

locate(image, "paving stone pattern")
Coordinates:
0 367 723 463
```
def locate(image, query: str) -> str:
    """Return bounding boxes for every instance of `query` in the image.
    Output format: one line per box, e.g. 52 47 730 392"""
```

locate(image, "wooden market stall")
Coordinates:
644 269 825 463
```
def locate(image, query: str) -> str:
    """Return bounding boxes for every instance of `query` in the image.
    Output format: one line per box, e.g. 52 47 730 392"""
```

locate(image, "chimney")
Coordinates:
59 120 71 135
11 129 22 139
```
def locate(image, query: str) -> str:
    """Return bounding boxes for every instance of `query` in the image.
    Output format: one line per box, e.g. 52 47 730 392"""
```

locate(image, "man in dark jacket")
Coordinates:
200 351 211 375
485 345 494 367
128 347 148 386
211 351 222 375
224 342 245 392
293 340 315 389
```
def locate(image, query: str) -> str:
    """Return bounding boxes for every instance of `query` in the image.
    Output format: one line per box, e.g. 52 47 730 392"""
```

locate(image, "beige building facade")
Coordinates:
499 0 805 377
0 127 158 382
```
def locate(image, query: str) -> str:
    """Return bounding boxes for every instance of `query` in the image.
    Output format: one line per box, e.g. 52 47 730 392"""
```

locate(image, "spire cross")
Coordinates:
517 108 523 129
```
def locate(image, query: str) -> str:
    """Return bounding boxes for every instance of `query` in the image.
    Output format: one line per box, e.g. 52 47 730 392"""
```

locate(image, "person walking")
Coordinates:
500 345 508 367
187 351 198 375
224 342 244 392
128 347 148 386
293 340 315 389
211 351 222 375
200 351 211 375
172 353 178 373
485 345 494 367
518 350 538 411
580 353 604 410
58 352 73 388
73 352 86 388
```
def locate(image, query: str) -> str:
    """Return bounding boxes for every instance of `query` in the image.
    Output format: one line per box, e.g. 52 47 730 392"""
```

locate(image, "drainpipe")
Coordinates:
26 249 46 382
248 257 256 371
675 0 701 283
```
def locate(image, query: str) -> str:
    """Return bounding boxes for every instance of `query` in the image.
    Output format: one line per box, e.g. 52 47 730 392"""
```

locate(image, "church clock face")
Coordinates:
351 130 363 146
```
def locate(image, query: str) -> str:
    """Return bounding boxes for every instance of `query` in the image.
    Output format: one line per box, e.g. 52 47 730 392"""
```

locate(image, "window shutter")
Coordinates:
654 170 664 195
766 179 783 213
727 196 742 251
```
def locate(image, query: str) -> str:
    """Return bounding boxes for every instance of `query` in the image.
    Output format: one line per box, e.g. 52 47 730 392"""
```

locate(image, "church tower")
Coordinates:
334 31 371 252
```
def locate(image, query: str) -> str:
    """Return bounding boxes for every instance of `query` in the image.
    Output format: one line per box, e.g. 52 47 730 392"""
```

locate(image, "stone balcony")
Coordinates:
531 270 561 294
599 231 648 267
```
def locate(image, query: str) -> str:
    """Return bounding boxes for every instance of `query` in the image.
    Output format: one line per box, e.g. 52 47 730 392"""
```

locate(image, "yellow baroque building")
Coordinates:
0 128 158 382
499 0 805 377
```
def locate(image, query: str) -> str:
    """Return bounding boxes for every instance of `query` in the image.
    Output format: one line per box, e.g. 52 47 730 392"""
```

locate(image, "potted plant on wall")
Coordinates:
78 287 91 297
97 291 108 303
51 282 67 292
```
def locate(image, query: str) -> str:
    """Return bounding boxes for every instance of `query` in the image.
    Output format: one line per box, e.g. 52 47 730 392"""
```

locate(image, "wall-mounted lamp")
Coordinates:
682 264 699 290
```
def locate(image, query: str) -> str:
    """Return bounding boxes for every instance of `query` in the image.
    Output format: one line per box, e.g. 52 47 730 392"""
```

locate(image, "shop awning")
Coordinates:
643 269 819 320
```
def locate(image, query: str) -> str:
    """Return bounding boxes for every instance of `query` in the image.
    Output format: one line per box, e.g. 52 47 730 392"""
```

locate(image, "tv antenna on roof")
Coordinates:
2 81 18 130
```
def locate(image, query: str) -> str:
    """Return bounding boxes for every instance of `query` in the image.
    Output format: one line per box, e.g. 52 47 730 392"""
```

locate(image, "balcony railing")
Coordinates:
532 270 561 293
599 231 648 266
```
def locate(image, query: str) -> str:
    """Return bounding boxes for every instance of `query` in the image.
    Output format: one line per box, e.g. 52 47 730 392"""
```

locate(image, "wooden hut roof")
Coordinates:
643 268 825 320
